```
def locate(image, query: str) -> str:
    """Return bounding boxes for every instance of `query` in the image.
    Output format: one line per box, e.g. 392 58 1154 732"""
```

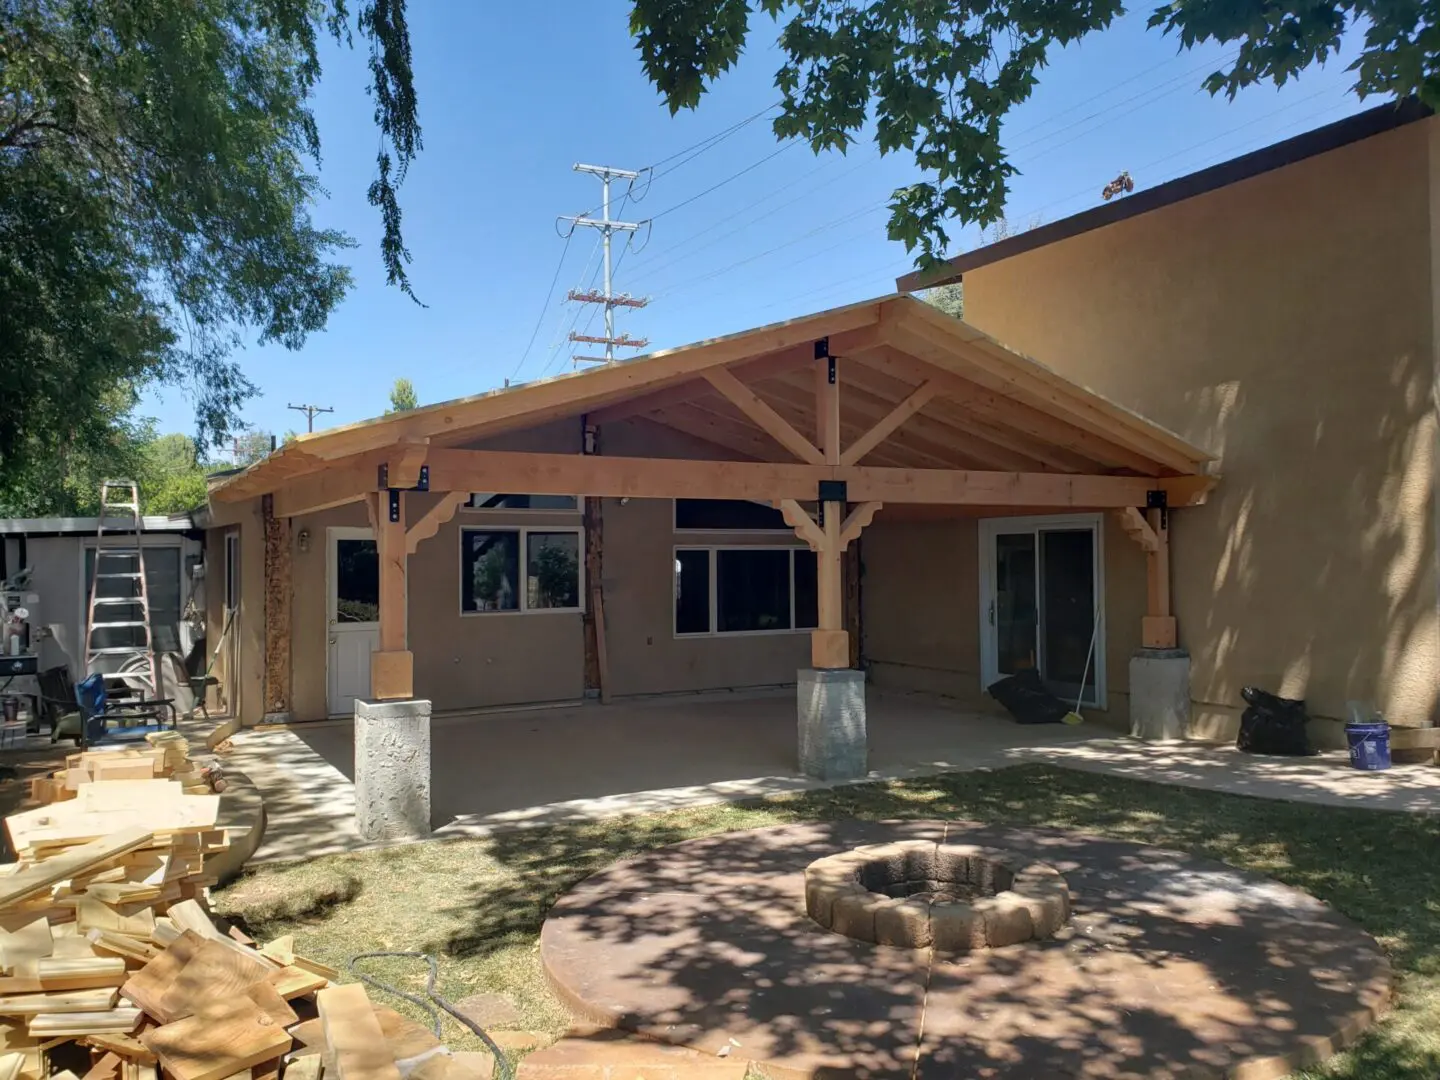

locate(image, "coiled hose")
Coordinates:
347 951 516 1080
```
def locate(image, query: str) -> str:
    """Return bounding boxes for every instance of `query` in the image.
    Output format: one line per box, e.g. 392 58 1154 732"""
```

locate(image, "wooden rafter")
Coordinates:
703 367 826 465
895 297 1209 466
848 346 1148 474
885 315 1202 474
384 439 429 490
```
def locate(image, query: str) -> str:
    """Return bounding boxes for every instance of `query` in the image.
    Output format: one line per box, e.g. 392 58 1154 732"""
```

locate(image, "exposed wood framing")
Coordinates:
372 490 411 700
704 367 826 465
1115 507 1159 553
260 495 291 720
271 457 380 519
405 492 467 555
838 502 882 551
1142 506 1177 649
840 380 938 466
777 499 825 551
417 448 1213 507
384 438 429 490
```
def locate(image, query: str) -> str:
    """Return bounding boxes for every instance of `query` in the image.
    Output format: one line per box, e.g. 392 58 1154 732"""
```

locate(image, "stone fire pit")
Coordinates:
805 840 1070 950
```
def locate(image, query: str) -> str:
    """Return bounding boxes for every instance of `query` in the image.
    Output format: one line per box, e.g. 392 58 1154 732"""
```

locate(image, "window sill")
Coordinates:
460 608 584 618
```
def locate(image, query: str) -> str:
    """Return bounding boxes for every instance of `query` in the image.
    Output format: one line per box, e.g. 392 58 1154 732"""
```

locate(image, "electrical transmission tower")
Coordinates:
562 164 649 364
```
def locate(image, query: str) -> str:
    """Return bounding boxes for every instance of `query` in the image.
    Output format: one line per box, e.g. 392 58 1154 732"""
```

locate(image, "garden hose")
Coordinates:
347 951 515 1080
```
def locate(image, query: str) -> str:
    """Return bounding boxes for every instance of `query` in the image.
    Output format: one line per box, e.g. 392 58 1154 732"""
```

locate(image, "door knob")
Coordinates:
328 637 336 645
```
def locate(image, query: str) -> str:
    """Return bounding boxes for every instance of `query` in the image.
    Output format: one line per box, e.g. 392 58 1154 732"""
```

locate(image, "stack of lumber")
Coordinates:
0 735 494 1080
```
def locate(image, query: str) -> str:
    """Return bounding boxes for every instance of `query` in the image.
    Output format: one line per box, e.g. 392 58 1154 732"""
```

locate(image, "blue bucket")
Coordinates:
1345 722 1391 771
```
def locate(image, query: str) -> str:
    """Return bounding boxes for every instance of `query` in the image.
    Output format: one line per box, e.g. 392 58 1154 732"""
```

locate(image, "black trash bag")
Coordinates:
987 669 1070 725
1236 686 1315 756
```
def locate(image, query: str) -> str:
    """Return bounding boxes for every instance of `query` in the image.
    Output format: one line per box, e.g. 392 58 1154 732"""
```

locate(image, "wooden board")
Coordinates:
0 958 126 994
0 829 153 910
316 984 402 1080
26 1008 140 1036
119 931 203 1022
0 921 52 974
141 991 291 1080
0 989 118 1015
154 939 270 1023
76 900 155 940
82 1031 158 1064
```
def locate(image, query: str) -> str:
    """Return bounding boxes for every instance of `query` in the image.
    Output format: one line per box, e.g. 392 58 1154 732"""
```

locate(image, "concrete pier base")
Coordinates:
1129 650 1191 742
355 698 432 841
798 669 867 781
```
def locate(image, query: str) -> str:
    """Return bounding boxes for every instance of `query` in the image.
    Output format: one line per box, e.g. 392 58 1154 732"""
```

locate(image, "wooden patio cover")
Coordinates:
209 293 1216 702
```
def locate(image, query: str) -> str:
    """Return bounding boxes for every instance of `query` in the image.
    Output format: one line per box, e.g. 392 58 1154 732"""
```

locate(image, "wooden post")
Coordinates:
810 349 849 670
582 419 610 703
844 538 862 670
1142 507 1177 649
371 489 412 700
261 495 292 720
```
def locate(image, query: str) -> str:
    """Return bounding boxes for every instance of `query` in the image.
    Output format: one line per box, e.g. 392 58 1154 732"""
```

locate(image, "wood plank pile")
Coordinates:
0 735 493 1080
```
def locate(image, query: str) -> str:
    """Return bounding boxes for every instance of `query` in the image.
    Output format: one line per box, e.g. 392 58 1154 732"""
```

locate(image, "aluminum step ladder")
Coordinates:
83 480 161 702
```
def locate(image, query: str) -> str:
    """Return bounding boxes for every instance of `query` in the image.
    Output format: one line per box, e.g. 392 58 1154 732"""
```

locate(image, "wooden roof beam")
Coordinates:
418 447 1215 508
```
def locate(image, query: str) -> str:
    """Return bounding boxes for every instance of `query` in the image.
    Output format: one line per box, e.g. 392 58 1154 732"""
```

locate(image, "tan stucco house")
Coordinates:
200 98 1439 771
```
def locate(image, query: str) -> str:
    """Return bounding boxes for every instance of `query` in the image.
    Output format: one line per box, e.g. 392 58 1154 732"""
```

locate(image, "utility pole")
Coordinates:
562 164 649 364
287 402 334 433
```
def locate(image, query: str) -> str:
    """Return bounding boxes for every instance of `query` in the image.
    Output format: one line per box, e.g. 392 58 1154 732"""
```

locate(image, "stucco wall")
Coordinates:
278 414 806 720
958 119 1440 727
862 511 1145 725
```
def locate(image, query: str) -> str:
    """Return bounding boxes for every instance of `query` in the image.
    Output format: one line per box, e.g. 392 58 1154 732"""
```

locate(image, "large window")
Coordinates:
467 493 579 512
461 527 582 614
674 499 793 532
674 547 817 636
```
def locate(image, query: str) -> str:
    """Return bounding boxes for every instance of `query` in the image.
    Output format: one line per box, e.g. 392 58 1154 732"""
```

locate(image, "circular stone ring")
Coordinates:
804 840 1071 951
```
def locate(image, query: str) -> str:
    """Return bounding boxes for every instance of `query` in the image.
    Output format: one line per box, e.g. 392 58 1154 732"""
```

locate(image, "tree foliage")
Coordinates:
387 377 419 413
629 0 1438 268
0 0 420 497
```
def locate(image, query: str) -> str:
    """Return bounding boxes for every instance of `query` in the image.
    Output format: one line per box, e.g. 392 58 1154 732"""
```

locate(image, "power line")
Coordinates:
506 230 575 384
640 140 801 225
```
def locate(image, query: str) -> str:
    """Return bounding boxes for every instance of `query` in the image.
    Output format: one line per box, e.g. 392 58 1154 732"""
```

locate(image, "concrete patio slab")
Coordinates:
217 688 1440 864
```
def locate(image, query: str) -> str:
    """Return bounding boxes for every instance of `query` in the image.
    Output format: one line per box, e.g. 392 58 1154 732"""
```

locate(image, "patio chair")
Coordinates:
74 672 176 749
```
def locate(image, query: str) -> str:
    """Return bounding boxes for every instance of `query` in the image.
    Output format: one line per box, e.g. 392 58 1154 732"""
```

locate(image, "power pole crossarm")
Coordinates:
287 403 335 433
562 163 649 365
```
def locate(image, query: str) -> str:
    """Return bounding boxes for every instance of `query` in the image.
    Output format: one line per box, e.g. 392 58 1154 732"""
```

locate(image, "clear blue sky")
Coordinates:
143 2 1369 447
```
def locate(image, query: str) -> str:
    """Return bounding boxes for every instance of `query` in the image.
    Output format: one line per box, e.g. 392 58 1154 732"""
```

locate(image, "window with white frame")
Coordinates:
467 493 579 512
460 527 583 614
674 546 818 636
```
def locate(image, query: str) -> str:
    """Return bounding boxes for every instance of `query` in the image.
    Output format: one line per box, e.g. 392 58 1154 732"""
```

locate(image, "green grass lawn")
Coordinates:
213 764 1440 1078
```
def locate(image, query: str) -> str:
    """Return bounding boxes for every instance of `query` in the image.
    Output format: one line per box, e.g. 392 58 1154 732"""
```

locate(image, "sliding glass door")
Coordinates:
980 515 1105 708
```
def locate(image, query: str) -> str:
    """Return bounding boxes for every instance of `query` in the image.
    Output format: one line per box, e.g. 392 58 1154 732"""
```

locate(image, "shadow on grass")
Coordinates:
221 764 1440 1078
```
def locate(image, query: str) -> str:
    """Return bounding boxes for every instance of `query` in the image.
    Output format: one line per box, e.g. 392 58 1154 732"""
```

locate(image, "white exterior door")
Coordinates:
327 527 379 717
979 514 1106 708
